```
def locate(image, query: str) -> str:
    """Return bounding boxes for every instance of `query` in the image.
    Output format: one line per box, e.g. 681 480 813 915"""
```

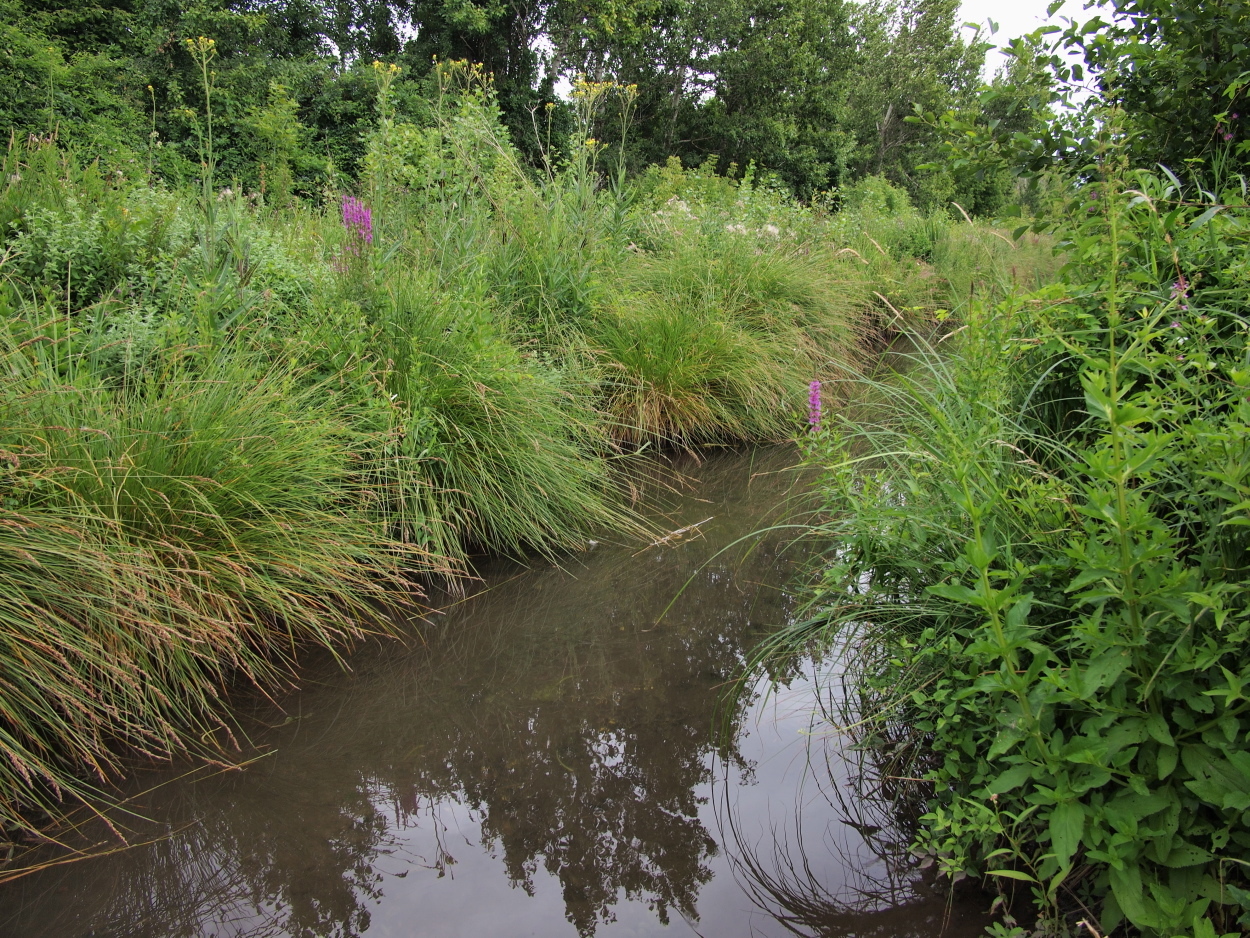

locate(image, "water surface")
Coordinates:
0 448 988 938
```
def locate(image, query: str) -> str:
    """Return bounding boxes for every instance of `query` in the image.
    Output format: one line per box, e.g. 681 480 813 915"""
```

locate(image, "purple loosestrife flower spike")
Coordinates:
808 379 822 431
341 196 374 253
1171 274 1190 311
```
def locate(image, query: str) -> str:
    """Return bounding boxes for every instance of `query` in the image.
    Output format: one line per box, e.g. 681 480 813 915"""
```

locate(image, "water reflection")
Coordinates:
713 660 987 938
0 450 798 937
0 449 987 938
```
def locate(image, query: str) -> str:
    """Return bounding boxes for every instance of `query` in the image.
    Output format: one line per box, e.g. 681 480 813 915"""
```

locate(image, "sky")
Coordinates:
959 0 1104 79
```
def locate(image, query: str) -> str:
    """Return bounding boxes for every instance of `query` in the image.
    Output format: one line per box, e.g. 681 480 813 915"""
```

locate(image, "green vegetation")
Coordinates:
0 1 1026 839
756 4 1250 937
0 0 1013 211
6 4 1247 936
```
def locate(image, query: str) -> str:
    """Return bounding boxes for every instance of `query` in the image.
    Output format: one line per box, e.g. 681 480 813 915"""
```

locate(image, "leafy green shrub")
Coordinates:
777 167 1250 938
8 181 190 310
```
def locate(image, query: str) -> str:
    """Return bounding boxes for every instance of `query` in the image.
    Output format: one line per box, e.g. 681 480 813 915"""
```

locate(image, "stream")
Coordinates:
0 447 990 938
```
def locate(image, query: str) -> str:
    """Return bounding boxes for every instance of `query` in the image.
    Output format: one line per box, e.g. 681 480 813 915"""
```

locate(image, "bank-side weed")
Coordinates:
0 328 432 837
333 271 639 567
595 224 867 446
775 160 1250 937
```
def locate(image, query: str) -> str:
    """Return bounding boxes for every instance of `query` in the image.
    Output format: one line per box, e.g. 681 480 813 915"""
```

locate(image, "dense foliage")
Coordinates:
5 4 1248 934
0 39 1031 840
772 4 1250 934
0 0 1006 209
792 163 1250 935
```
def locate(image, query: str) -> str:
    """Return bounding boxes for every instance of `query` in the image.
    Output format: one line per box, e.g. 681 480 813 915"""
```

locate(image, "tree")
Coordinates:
1071 0 1250 172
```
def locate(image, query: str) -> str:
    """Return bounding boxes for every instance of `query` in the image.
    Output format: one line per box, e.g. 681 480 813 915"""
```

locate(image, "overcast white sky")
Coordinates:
960 0 1107 79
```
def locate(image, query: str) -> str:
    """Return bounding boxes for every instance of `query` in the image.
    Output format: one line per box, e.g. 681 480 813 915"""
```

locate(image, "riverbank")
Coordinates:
0 447 997 938
774 167 1250 936
0 96 1054 840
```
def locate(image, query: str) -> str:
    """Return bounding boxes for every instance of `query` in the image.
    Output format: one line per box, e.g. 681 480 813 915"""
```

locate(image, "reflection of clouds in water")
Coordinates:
714 660 990 938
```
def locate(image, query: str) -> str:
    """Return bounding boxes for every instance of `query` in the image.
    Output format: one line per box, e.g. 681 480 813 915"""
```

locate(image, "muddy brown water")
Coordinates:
0 447 989 938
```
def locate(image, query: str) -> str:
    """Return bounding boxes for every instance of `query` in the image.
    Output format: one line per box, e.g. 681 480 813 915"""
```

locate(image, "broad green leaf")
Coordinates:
1050 800 1085 870
1067 567 1116 593
1163 841 1213 868
1079 650 1131 698
986 869 1036 882
1110 863 1159 929
1189 205 1222 229
1145 712 1174 746
1158 745 1179 780
926 582 979 605
988 763 1032 794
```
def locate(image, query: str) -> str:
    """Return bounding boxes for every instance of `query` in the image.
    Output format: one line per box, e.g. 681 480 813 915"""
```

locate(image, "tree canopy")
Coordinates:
3 0 1242 208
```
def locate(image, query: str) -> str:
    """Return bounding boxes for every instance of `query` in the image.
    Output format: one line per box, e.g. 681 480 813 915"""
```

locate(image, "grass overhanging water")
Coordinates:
0 63 1041 844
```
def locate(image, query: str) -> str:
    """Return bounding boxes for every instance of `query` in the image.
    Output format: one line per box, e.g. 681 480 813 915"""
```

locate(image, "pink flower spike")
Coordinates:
808 379 822 431
340 195 374 254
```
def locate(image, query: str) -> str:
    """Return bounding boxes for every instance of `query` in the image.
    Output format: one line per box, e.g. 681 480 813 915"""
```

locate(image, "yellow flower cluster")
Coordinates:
184 36 216 58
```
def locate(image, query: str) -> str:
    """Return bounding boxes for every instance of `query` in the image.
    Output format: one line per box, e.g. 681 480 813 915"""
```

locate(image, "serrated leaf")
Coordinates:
1103 790 1170 834
1110 863 1158 929
1163 841 1213 868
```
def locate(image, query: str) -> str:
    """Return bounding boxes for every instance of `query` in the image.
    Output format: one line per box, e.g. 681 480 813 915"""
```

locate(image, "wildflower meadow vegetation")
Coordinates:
1 1 1248 936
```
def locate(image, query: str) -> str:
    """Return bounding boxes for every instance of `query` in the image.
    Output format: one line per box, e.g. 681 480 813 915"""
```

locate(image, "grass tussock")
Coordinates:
595 229 871 446
369 272 639 564
0 337 432 835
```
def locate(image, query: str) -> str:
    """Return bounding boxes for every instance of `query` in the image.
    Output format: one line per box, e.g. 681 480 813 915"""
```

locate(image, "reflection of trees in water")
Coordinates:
0 450 810 938
41 782 395 938
375 540 788 937
716 658 980 938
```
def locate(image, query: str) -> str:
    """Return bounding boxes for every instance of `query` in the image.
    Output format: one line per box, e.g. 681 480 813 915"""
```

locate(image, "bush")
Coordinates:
775 166 1250 938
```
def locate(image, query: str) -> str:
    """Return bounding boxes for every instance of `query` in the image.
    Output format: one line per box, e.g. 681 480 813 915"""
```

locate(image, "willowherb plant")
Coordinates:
341 195 373 252
775 163 1250 938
